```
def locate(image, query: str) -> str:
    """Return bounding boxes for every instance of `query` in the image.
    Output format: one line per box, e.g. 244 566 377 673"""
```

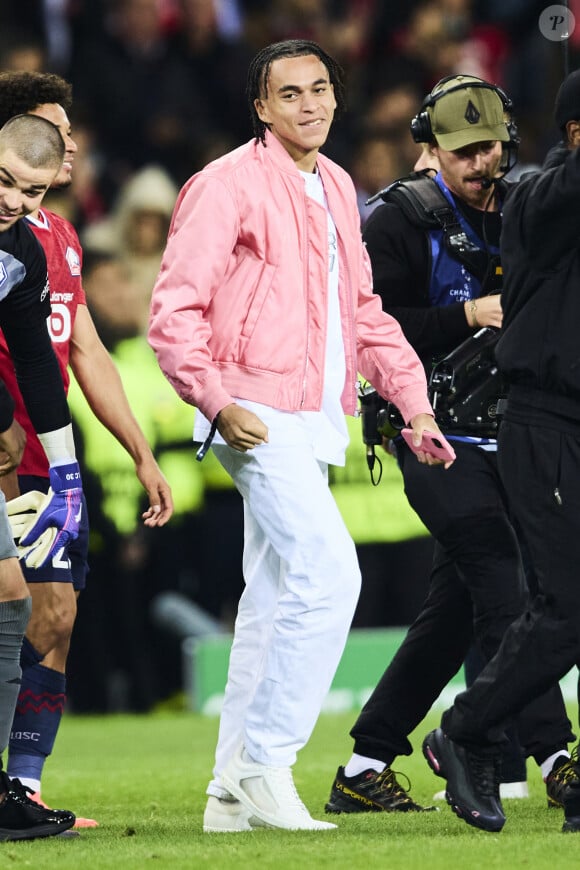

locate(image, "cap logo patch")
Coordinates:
464 100 481 124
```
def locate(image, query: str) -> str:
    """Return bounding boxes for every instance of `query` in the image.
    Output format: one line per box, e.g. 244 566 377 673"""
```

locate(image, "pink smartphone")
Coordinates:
401 428 456 462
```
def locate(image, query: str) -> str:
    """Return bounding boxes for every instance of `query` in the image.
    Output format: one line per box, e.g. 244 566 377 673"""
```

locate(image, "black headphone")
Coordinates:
410 75 519 149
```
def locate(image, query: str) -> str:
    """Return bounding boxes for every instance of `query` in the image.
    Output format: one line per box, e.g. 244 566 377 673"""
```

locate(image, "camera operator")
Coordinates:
325 75 574 817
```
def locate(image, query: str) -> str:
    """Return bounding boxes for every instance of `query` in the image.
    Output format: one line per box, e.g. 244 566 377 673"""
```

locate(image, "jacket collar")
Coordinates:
542 141 570 170
261 128 317 176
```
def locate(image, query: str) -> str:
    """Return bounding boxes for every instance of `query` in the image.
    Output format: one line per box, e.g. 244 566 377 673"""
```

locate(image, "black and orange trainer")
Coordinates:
325 765 436 814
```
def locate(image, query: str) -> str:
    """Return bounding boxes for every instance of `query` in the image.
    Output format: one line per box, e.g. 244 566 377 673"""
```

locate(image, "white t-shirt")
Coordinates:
194 167 349 466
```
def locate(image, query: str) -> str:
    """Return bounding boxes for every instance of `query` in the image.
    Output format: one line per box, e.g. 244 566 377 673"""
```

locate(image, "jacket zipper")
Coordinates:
338 231 357 414
300 189 310 408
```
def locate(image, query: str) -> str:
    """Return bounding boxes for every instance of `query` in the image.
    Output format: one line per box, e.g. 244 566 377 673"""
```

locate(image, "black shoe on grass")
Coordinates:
325 765 436 814
562 788 580 833
422 727 505 833
559 748 580 833
546 749 580 809
0 770 75 841
562 814 580 833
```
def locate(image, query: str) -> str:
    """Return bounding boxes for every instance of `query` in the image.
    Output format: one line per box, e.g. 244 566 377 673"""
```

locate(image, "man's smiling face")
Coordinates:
0 149 56 232
254 53 337 172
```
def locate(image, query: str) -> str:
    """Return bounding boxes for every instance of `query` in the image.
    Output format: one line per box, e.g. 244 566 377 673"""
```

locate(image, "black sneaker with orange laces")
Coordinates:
325 765 437 814
0 768 75 841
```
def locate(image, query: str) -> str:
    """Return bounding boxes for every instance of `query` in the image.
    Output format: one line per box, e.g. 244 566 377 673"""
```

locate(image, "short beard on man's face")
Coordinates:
52 176 72 191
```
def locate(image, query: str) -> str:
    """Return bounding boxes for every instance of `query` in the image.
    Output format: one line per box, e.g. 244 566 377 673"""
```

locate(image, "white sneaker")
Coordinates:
203 795 258 833
433 781 529 802
221 744 337 831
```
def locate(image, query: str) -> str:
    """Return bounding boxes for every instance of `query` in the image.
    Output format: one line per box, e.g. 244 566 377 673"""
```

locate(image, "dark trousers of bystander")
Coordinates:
351 439 573 767
443 413 580 762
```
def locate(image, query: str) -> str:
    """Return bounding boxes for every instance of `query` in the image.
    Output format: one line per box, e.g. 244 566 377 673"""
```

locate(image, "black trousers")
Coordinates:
351 439 573 766
464 644 526 781
443 420 579 759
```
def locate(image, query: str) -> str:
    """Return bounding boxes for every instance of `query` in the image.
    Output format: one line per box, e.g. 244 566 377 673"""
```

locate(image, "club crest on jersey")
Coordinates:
66 246 81 276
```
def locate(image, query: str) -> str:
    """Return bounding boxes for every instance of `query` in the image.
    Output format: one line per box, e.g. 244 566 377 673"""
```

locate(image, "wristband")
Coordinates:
49 461 82 491
468 299 480 328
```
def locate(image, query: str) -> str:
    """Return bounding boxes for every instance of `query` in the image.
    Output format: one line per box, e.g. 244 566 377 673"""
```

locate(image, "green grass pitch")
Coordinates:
4 705 580 869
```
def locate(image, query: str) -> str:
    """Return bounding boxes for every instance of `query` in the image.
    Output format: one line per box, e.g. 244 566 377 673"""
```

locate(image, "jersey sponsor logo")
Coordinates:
47 303 72 343
41 275 50 302
65 245 81 276
51 291 74 303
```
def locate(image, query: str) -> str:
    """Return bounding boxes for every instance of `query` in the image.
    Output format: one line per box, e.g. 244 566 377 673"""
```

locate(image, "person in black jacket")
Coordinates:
326 75 576 819
422 68 580 835
0 113 84 840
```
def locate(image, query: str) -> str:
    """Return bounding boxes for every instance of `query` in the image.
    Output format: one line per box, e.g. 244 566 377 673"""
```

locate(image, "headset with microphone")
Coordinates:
410 75 520 179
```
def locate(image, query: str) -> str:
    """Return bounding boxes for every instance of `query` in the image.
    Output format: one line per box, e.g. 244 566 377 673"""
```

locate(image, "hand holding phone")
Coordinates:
401 428 456 463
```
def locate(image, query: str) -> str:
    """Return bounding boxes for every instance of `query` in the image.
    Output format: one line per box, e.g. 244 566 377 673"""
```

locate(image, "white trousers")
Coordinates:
207 422 361 797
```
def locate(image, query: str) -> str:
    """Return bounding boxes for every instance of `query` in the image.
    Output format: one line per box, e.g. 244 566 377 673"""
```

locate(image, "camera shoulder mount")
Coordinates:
369 170 490 281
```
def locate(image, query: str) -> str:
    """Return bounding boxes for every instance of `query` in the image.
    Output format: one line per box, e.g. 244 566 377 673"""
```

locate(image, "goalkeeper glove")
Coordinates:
13 461 83 568
7 490 58 568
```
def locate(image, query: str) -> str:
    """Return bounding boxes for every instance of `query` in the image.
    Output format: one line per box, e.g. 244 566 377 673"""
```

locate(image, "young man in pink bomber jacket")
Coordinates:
148 39 453 834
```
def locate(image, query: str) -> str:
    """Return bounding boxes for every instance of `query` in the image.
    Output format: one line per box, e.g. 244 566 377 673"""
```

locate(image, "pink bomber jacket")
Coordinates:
148 129 432 425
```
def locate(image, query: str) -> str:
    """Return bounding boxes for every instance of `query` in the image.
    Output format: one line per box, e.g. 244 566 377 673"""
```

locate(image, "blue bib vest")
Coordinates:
427 173 500 308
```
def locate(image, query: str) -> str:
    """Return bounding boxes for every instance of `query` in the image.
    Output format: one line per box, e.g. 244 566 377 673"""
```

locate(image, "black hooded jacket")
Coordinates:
496 142 580 427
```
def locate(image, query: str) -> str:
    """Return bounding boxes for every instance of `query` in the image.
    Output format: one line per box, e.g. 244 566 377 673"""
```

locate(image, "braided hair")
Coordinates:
247 39 346 144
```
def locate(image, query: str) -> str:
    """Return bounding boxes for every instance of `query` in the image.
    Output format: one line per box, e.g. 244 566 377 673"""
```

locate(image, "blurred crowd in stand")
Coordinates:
0 0 574 711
